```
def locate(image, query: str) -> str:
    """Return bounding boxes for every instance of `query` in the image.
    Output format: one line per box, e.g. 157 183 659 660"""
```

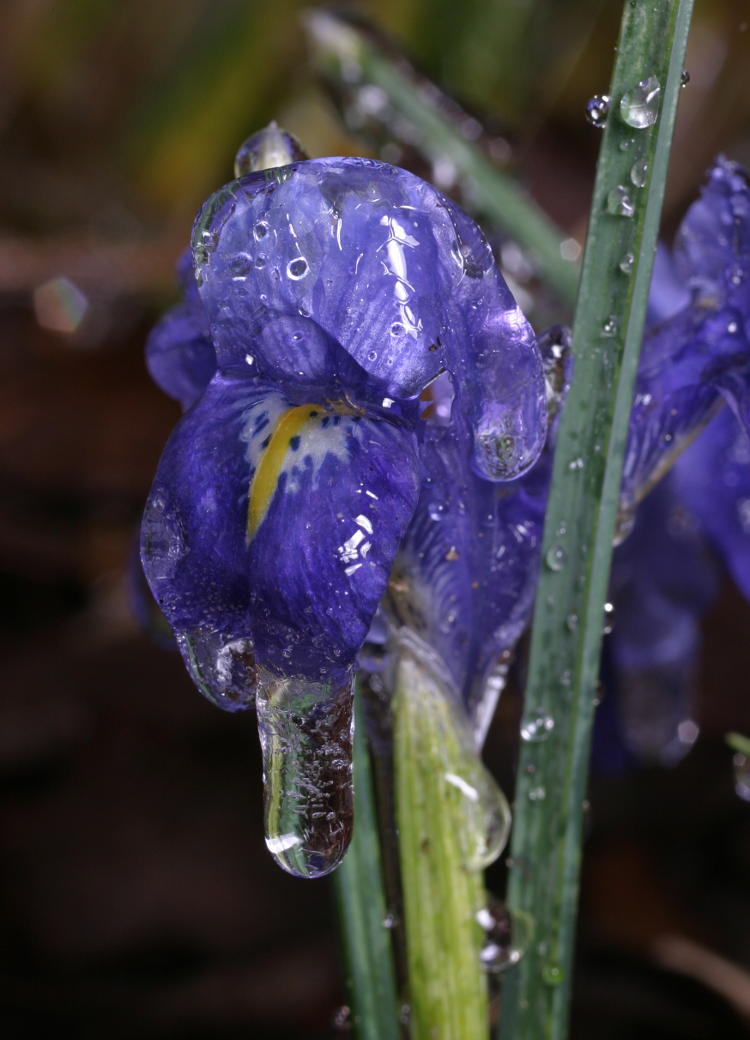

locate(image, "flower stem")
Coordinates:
393 638 490 1040
333 684 401 1040
499 3 694 1039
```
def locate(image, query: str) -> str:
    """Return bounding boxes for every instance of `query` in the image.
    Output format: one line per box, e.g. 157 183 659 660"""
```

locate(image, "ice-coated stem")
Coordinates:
499 3 694 1039
256 670 354 879
393 633 510 1039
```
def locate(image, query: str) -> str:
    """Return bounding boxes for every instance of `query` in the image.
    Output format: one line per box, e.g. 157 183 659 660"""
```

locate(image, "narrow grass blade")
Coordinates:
333 684 400 1040
499 3 694 1039
304 10 579 308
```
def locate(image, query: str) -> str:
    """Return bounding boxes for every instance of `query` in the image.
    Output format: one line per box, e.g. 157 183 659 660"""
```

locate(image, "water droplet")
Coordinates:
601 316 619 337
477 900 535 973
235 123 308 176
630 158 649 188
585 94 610 128
545 544 567 572
566 612 579 632
729 265 744 287
383 911 398 930
390 322 405 337
560 237 581 261
228 255 253 280
254 221 270 241
332 1005 353 1032
680 69 690 87
619 252 635 274
568 457 584 472
543 962 564 986
607 185 635 218
256 671 353 878
603 601 615 635
254 255 267 269
521 714 555 743
287 257 309 280
367 349 378 361
528 785 546 802
619 75 661 129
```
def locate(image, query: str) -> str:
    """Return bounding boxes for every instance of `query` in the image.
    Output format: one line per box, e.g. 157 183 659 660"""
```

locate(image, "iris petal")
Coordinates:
141 371 420 704
145 250 216 410
621 305 750 515
390 413 549 739
673 407 750 599
674 157 750 308
193 157 546 480
608 477 719 763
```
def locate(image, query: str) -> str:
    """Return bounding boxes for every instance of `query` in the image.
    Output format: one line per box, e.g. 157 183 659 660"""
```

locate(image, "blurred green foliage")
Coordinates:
1 0 748 292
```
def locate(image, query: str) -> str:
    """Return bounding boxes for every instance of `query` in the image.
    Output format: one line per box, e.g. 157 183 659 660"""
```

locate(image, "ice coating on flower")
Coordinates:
142 369 421 697
140 141 550 875
192 157 546 481
386 328 569 739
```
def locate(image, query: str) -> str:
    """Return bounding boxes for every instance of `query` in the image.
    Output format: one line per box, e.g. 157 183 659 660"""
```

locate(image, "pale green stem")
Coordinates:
393 638 493 1039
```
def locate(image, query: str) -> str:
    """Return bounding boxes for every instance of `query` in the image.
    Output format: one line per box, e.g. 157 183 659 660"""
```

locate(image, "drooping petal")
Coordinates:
193 157 546 480
141 370 420 708
390 417 548 739
145 250 216 410
381 325 569 738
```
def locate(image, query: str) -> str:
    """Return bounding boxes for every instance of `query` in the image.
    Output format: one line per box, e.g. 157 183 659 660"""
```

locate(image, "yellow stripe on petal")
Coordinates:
247 404 323 539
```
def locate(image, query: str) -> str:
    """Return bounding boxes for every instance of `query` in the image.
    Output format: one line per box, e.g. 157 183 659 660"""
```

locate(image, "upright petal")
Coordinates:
193 157 546 480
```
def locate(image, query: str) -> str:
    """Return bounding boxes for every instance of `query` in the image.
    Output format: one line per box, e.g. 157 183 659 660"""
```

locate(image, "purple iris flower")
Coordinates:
605 157 750 764
140 131 547 875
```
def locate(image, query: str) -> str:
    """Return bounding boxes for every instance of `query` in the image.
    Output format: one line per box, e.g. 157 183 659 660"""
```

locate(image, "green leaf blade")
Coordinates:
500 3 695 1039
333 686 400 1040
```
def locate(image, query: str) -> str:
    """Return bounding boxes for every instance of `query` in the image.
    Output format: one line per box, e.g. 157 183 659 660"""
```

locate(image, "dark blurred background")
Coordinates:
1 1 750 1037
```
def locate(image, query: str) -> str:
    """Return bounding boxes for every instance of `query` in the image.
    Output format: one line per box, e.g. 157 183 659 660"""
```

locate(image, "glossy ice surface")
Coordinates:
140 149 547 874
